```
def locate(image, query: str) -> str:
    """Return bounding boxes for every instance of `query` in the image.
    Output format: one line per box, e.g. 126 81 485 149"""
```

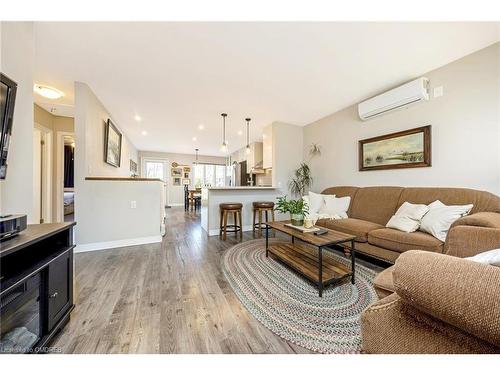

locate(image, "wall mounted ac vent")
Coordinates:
358 77 429 121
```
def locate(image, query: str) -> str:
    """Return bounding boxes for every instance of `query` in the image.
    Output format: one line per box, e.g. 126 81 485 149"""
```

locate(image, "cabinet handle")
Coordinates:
49 292 58 299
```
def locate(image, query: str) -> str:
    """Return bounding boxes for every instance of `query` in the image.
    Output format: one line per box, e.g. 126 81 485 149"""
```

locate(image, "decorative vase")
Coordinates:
290 213 304 226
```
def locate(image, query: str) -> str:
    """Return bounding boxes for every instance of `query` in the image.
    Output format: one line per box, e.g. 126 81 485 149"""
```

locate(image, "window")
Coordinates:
193 164 228 187
144 161 165 181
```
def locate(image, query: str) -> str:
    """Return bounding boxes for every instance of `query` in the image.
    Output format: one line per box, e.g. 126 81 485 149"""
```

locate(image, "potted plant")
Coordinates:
275 196 309 226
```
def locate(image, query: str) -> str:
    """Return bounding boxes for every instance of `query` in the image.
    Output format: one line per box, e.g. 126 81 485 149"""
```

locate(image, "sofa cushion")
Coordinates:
368 228 443 253
316 218 384 242
373 266 395 299
349 186 404 225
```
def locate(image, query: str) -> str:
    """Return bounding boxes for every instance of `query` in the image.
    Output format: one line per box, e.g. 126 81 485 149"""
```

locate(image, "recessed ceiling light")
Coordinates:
192 137 197 141
34 84 64 99
237 130 243 136
141 130 148 136
134 115 142 122
198 124 205 130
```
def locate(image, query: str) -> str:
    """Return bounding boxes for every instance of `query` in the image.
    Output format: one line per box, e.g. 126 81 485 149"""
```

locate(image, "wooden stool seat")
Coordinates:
252 201 275 236
219 202 243 240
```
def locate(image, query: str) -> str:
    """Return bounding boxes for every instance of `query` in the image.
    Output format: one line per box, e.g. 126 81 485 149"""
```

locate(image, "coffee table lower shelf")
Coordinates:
267 242 352 290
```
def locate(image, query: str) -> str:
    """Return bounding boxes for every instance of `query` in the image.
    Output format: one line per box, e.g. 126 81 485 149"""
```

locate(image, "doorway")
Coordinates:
33 125 52 224
62 136 75 222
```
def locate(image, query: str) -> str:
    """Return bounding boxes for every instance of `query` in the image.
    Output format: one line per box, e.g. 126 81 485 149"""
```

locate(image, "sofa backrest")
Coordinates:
321 186 500 225
349 186 404 225
397 187 500 214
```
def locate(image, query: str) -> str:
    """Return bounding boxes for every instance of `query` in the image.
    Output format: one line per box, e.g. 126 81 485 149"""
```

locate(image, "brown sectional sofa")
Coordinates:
316 186 500 264
361 251 500 353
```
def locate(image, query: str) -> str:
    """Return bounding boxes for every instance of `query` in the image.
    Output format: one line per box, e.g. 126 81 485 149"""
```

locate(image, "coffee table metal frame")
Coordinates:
265 221 356 297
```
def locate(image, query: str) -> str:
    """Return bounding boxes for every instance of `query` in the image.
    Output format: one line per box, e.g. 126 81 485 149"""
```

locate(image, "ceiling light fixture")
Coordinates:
245 118 251 155
237 130 243 136
34 84 64 99
141 130 148 136
192 136 197 142
134 115 142 122
220 113 228 153
198 124 205 130
194 148 199 165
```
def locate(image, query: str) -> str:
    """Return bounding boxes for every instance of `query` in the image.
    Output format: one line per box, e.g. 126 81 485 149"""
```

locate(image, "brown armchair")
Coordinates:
361 251 500 353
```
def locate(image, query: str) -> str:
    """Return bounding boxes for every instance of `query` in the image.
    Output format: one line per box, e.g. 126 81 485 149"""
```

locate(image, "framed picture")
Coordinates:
359 125 431 171
182 178 190 185
184 172 190 178
173 177 181 186
130 159 138 174
183 166 191 173
171 167 183 177
104 119 122 167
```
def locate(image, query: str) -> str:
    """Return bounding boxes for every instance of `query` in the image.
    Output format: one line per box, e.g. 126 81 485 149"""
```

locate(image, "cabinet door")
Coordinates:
47 249 73 331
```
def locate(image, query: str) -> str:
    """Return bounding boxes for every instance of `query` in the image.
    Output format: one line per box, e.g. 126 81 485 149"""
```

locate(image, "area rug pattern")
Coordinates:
221 239 378 354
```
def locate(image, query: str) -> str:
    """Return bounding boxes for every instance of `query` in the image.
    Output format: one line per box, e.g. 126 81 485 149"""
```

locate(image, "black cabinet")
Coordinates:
1 223 75 353
47 249 73 332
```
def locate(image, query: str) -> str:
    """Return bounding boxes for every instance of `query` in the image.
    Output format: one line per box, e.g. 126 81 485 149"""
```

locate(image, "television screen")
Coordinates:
0 73 17 180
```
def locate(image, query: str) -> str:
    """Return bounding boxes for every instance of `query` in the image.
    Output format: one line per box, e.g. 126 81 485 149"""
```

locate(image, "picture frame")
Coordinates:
173 177 181 186
171 167 183 177
130 159 138 174
359 125 431 171
183 166 191 173
104 119 122 168
182 178 190 185
184 172 190 178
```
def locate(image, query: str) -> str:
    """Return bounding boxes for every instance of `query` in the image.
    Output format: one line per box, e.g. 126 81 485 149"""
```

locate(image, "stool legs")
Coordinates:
238 210 242 238
220 208 243 241
253 209 257 233
258 209 263 236
222 210 228 240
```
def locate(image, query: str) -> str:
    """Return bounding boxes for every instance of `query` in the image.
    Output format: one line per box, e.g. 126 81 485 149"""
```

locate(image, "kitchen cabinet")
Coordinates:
263 125 272 169
246 142 263 170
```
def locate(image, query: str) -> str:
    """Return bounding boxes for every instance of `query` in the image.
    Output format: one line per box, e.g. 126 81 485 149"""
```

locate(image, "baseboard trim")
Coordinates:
168 203 184 207
207 225 255 236
75 235 162 253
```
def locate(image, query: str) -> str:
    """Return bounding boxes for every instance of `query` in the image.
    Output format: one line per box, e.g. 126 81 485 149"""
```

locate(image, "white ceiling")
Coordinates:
33 22 500 155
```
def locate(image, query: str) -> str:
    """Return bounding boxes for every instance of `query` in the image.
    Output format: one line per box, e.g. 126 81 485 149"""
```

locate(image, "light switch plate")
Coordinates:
130 200 137 209
433 86 444 98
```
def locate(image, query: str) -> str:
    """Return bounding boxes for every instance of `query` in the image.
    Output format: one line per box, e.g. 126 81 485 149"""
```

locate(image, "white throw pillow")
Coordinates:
466 248 500 267
319 195 350 219
307 191 327 215
420 200 473 242
386 202 430 233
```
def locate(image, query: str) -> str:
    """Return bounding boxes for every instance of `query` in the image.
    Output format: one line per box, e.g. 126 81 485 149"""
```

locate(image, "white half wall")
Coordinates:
74 82 161 249
0 22 35 222
303 42 500 195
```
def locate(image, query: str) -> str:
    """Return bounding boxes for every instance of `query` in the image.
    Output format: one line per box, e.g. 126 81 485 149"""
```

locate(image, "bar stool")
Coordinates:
252 201 275 236
219 202 243 240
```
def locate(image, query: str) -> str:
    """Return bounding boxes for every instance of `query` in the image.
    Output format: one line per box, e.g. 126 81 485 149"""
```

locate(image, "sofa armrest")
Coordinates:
451 211 500 229
444 225 500 257
392 250 500 348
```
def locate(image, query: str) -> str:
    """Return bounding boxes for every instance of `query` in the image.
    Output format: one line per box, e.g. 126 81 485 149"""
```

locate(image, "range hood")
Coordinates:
250 161 266 174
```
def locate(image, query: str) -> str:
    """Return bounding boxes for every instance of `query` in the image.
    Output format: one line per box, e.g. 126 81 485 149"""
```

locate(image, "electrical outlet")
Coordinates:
433 86 444 98
130 200 137 209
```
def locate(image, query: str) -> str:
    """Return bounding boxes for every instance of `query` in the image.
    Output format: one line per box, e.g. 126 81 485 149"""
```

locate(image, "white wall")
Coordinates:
0 22 35 222
303 42 500 195
138 150 225 205
74 82 160 248
271 122 304 196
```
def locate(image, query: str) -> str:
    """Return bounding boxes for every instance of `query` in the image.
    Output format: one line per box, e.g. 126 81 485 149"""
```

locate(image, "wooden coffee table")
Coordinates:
265 220 356 297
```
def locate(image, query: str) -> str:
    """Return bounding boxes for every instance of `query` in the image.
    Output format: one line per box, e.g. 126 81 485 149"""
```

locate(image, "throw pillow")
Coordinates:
386 202 430 233
466 248 500 267
420 200 474 242
307 191 327 215
319 195 350 219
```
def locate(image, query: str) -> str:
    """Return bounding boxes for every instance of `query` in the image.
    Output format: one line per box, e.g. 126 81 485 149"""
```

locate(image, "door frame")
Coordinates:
141 157 169 203
56 131 75 222
34 123 53 224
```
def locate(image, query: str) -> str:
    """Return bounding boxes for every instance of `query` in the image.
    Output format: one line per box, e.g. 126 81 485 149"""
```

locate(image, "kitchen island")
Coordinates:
200 186 282 236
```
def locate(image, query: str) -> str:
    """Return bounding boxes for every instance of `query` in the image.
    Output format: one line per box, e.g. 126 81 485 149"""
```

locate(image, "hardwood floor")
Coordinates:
52 207 383 354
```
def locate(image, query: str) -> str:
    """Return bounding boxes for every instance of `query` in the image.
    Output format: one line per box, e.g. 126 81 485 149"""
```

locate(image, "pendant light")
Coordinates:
245 118 251 155
220 113 228 153
194 148 199 165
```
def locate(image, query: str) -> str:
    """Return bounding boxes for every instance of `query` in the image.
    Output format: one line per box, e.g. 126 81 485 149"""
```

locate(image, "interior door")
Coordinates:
33 129 42 223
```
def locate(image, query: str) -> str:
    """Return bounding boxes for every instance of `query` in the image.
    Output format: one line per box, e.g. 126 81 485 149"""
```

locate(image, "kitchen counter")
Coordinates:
207 186 275 190
200 186 283 236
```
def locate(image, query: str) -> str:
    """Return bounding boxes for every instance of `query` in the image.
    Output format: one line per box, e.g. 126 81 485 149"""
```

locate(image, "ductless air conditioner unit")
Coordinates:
358 77 429 121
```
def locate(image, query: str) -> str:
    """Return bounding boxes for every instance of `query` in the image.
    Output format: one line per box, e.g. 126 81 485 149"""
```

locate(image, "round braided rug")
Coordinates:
221 238 378 354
